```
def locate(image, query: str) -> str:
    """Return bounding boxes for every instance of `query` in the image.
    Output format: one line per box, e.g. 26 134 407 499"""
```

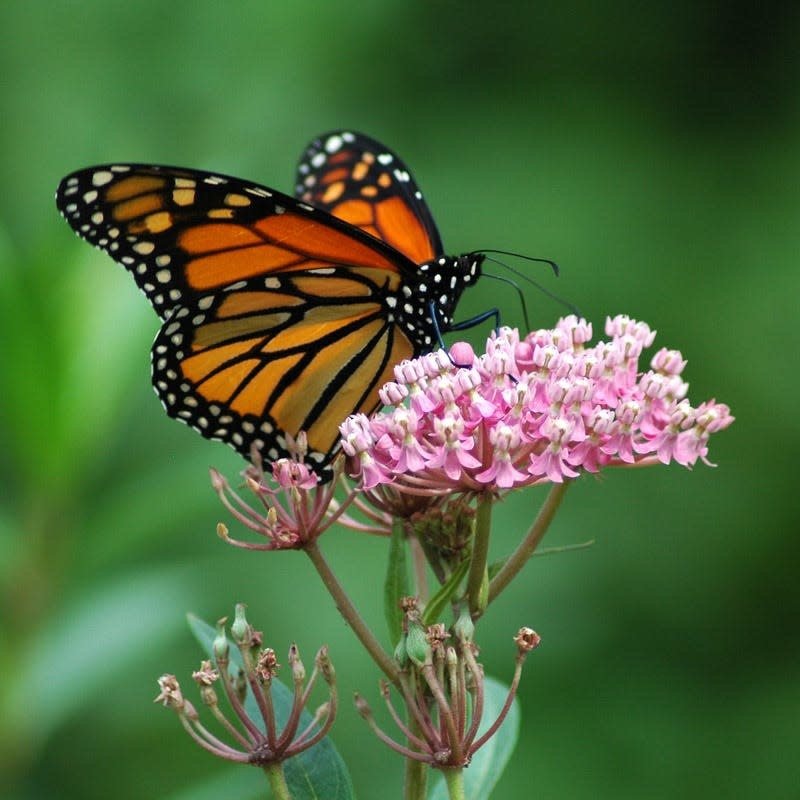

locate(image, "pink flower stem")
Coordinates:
304 541 399 683
488 481 571 605
466 493 493 618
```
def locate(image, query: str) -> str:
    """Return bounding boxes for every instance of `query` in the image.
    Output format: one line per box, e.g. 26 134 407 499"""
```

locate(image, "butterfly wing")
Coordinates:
56 164 421 469
295 130 444 264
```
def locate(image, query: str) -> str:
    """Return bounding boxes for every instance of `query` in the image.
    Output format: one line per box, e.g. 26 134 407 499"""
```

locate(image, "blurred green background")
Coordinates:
1 1 797 798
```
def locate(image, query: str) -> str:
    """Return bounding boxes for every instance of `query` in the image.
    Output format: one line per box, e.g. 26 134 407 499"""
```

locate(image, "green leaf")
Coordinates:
422 559 470 626
428 676 520 800
11 565 197 744
384 519 409 646
187 614 355 800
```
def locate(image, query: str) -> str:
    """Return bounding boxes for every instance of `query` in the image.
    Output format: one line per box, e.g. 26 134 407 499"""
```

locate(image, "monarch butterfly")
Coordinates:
56 131 485 475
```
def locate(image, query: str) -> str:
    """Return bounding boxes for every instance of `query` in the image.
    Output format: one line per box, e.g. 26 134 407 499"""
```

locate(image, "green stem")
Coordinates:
404 754 428 800
304 541 399 683
263 763 291 800
466 493 493 617
442 767 466 800
488 480 571 604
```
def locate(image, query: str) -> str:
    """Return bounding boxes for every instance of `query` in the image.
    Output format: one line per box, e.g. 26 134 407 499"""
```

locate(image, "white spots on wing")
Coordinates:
156 269 171 283
264 277 281 289
133 240 155 255
155 254 171 266
204 175 227 185
385 296 397 308
192 314 205 326
224 280 247 291
197 296 214 310
92 170 113 187
91 211 104 224
393 169 409 182
377 153 393 165
325 134 343 153
311 152 326 168
245 186 271 197
169 289 182 301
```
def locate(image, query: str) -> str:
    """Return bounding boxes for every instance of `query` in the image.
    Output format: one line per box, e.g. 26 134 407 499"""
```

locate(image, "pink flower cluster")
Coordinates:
339 315 733 492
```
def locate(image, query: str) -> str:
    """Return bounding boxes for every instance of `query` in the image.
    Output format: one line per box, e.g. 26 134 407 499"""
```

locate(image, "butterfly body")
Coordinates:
56 132 483 473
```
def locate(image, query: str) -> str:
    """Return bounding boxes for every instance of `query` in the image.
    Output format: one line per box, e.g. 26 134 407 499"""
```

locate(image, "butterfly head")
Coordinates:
410 254 484 334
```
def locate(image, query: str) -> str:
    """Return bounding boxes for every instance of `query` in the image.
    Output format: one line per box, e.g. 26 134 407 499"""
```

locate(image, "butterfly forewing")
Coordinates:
56 163 415 321
295 131 444 264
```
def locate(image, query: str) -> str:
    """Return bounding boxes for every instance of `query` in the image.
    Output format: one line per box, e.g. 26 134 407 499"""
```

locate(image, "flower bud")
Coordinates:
288 643 305 683
231 603 250 645
406 619 433 668
213 619 229 660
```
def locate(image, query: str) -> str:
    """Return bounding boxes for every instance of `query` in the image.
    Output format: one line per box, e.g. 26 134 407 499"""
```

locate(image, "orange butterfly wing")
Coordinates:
56 163 422 469
295 131 444 264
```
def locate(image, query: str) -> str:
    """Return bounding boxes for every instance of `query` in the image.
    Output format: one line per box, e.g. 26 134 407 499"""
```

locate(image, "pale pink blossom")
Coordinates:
339 316 734 494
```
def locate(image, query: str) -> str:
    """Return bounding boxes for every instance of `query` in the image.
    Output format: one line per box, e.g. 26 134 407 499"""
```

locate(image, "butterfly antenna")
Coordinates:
481 272 531 329
482 254 582 318
470 248 560 277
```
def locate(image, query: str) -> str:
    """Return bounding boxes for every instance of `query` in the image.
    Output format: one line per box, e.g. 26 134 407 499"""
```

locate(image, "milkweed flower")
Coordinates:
340 315 734 493
155 605 336 769
211 442 356 550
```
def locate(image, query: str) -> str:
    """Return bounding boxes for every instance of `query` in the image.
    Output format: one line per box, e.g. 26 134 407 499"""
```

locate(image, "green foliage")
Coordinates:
384 520 409 646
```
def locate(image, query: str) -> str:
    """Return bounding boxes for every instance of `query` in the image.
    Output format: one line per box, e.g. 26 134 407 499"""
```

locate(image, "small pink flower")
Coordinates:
334 315 733 495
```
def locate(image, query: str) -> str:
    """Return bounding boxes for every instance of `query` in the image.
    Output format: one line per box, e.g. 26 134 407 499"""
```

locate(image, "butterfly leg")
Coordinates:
427 300 501 366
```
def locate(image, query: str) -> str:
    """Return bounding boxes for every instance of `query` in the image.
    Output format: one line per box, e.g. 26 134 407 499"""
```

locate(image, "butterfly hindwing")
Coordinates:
152 269 416 469
295 130 444 264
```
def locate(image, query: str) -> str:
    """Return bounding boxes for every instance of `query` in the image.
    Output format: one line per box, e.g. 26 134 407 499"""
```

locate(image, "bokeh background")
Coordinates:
1 2 798 798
